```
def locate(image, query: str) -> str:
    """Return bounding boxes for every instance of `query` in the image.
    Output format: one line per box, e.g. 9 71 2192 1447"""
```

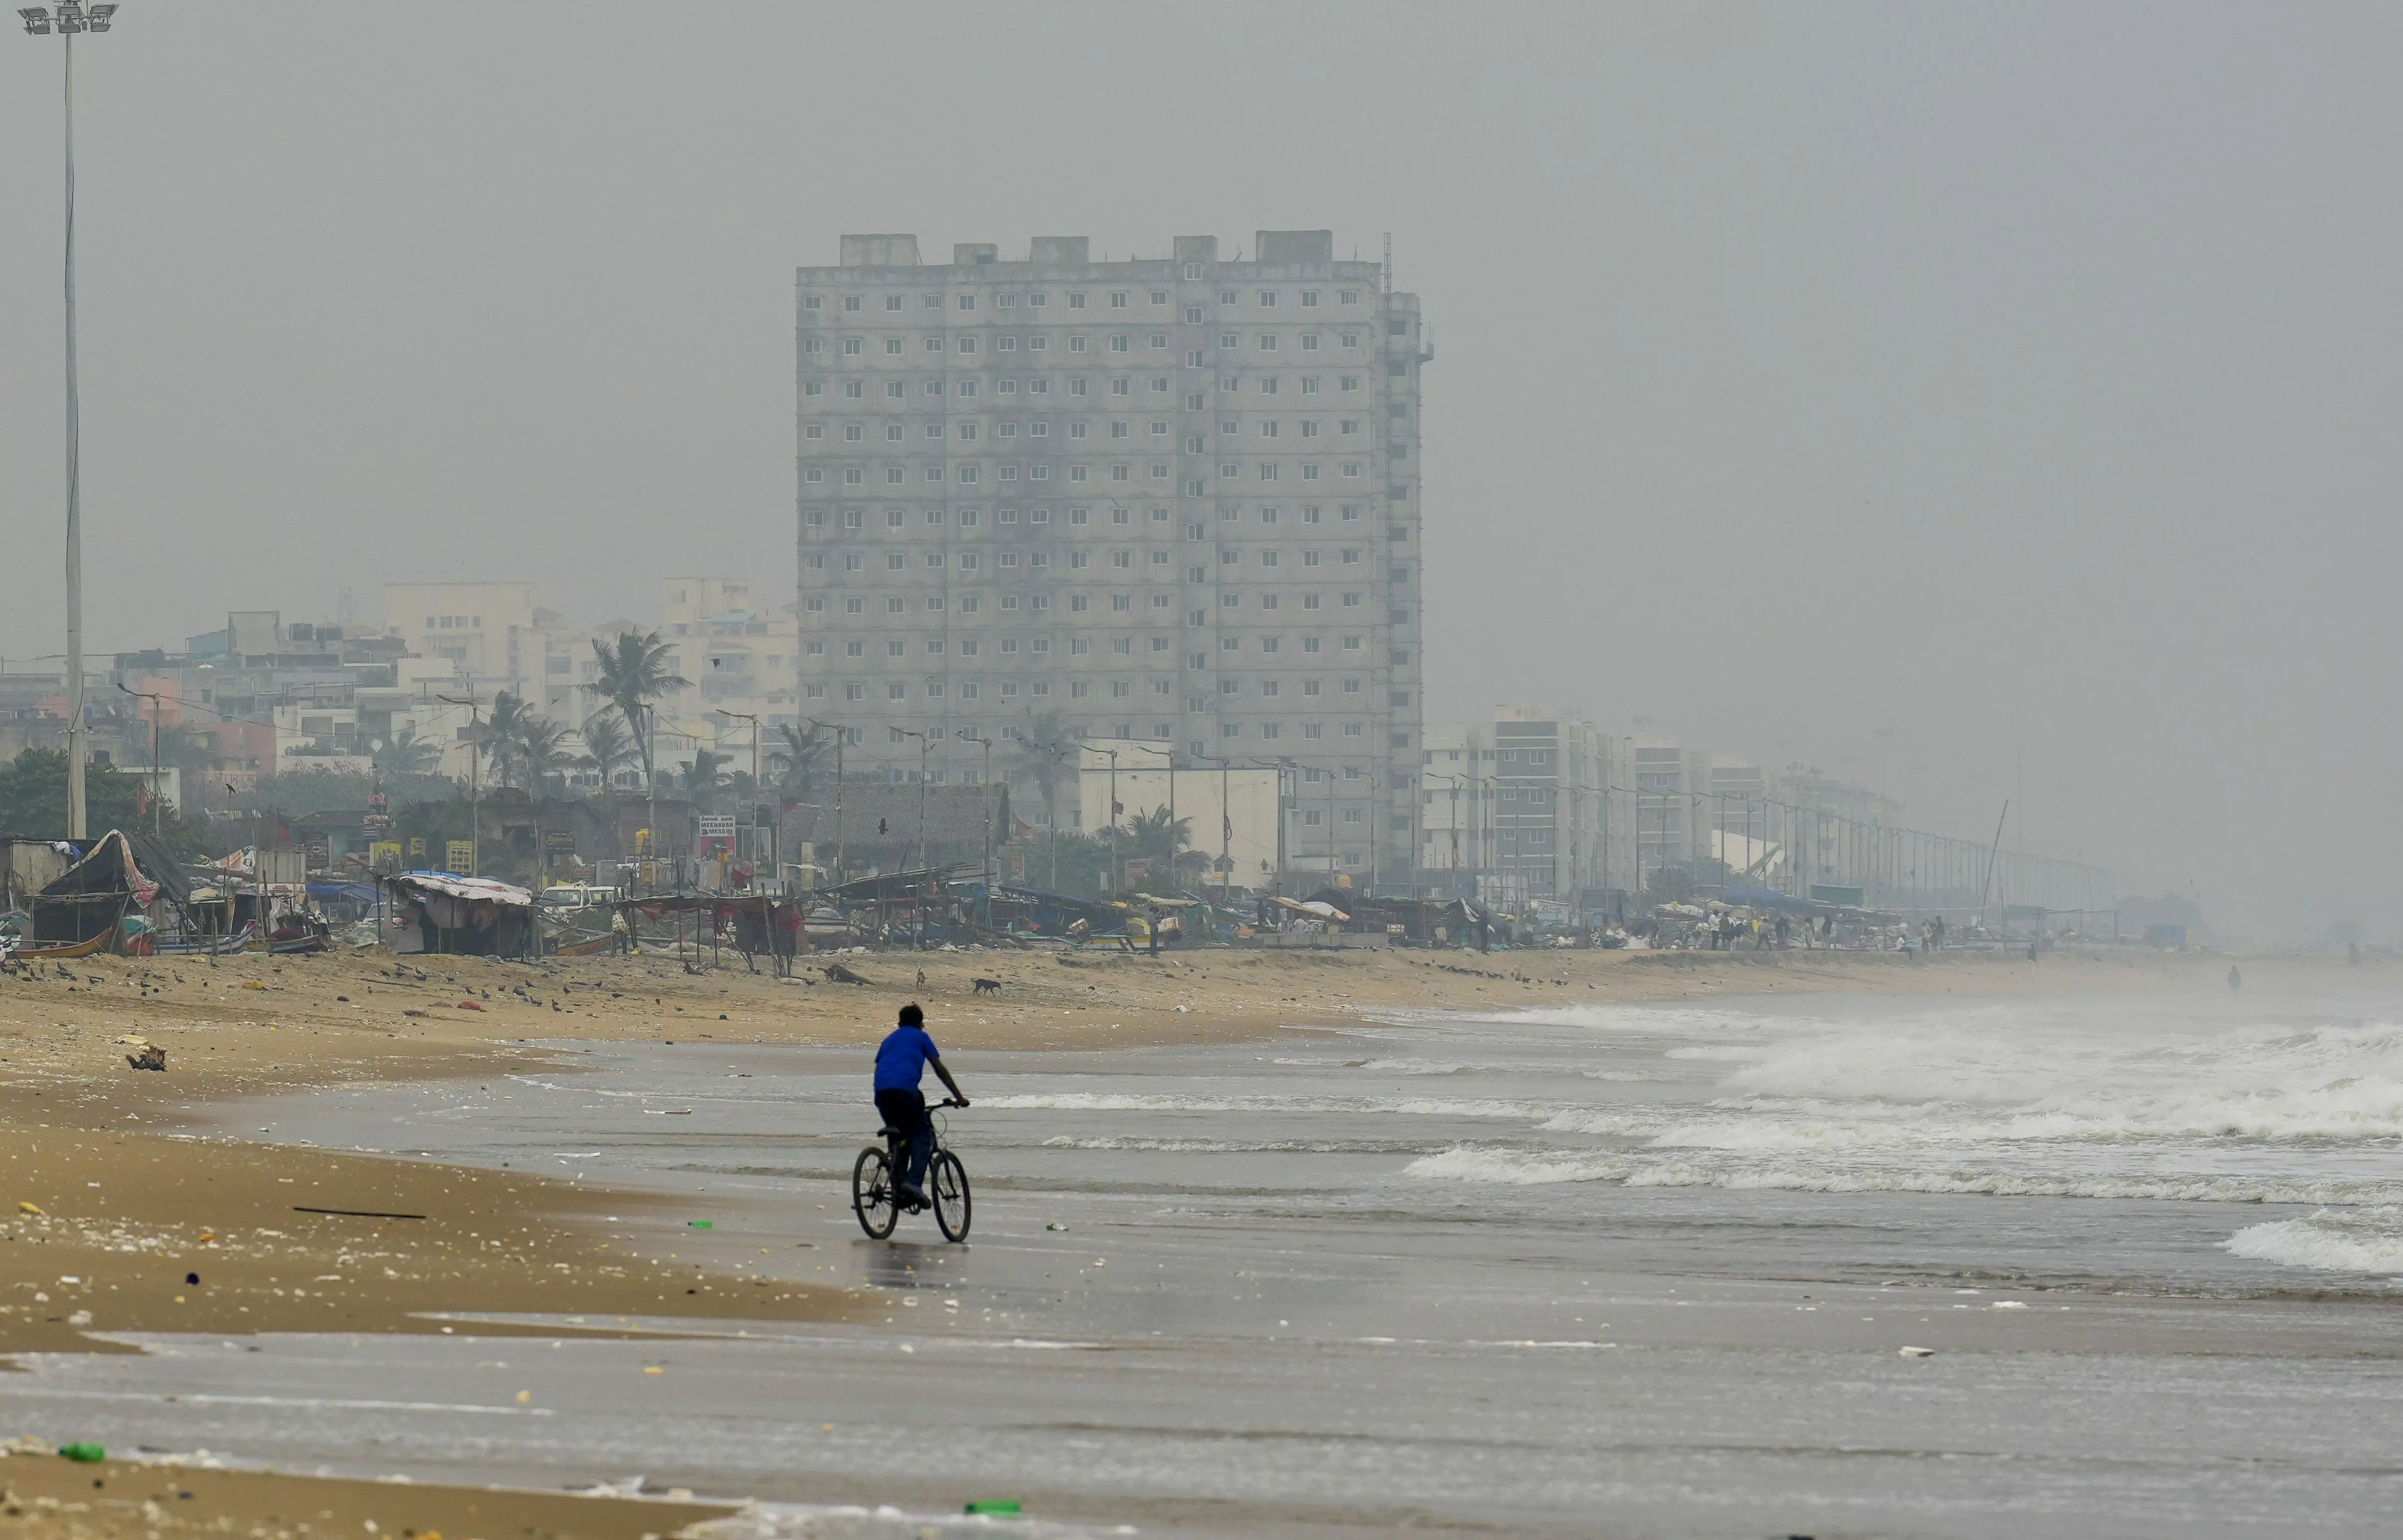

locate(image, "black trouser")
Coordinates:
875 1087 934 1192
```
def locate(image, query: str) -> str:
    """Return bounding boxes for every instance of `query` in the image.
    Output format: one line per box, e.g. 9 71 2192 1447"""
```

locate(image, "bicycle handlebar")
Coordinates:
938 1098 968 1109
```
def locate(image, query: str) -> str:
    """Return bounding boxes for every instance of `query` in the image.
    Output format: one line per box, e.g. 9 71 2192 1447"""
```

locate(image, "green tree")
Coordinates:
517 714 579 794
767 722 831 797
1642 864 1697 908
372 729 444 778
578 711 639 789
1121 805 1191 880
0 746 196 851
582 631 687 793
478 692 537 789
1041 830 1116 898
1009 710 1076 885
680 749 732 813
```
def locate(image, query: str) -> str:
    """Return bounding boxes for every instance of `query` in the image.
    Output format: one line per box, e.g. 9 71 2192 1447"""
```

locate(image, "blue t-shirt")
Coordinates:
874 1024 941 1092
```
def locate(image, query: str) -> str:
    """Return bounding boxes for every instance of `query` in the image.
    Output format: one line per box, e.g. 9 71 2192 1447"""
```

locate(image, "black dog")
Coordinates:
972 977 1003 996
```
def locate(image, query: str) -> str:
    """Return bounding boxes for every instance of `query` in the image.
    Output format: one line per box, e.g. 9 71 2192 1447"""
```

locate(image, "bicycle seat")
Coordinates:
877 1126 902 1139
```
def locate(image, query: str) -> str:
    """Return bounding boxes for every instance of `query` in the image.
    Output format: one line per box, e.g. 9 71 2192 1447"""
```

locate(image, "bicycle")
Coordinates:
853 1098 971 1242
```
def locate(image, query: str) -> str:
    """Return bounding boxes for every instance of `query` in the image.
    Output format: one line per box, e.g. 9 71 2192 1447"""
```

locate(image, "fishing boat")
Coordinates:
18 931 110 960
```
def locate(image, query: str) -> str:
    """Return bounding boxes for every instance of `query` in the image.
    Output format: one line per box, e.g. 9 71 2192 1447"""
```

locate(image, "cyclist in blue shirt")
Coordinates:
874 1003 968 1206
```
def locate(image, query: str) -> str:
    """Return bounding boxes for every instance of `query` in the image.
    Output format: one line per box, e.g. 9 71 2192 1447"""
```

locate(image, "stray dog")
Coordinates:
125 1042 166 1072
972 977 1002 996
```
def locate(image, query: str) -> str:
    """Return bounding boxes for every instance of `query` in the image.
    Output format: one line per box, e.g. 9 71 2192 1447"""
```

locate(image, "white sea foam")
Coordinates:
1403 1144 2403 1204
2226 1209 2403 1275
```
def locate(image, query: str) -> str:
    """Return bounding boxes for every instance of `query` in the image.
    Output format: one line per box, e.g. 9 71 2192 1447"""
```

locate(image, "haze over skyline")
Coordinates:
3 2 2396 939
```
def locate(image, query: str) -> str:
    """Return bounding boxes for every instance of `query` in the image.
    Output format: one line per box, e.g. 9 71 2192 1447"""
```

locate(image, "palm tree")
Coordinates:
374 729 444 779
578 710 638 789
585 631 687 877
517 714 578 794
680 748 732 814
766 722 830 796
1010 709 1076 888
582 631 687 792
1124 805 1191 876
478 692 536 788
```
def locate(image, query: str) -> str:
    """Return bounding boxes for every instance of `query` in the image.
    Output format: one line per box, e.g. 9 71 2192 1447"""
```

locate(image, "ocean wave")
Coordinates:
1401 1145 2403 1204
1040 1134 1440 1155
2226 1209 2403 1275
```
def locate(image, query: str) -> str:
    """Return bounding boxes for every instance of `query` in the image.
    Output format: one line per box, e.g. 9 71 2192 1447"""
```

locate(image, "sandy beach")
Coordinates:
2 943 2375 1537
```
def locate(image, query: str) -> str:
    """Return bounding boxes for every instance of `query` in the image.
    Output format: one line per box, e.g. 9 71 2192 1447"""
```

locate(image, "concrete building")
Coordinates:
652 577 803 768
1071 740 1284 888
795 229 1430 887
1419 708 1632 905
384 583 541 701
1631 737 1713 892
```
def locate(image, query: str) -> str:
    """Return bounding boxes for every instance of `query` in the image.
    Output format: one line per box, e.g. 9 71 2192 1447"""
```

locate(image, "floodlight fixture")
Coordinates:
19 8 52 35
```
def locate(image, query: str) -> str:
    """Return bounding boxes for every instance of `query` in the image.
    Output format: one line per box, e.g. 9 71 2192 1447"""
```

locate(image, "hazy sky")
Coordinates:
3 3 2397 939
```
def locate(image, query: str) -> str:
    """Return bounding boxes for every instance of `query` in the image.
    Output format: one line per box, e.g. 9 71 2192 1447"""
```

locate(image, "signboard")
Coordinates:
1123 859 1150 886
445 840 474 874
408 837 427 860
697 815 736 859
545 831 577 850
370 841 403 871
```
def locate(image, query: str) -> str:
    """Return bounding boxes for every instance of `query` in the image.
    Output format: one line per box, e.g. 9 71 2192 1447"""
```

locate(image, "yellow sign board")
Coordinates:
445 840 474 874
370 841 403 870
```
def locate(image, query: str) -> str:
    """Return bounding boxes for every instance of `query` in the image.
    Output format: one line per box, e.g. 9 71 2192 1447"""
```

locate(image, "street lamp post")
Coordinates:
19 3 118 840
720 710 762 878
115 681 160 839
437 695 482 877
896 727 932 946
968 735 993 928
805 717 846 884
1126 743 1175 891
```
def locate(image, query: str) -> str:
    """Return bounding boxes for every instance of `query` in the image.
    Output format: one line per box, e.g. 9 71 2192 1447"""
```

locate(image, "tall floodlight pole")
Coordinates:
20 4 117 839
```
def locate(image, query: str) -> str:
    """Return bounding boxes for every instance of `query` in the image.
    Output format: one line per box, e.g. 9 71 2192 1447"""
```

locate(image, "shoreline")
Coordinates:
0 941 2268 1133
1 945 2364 1536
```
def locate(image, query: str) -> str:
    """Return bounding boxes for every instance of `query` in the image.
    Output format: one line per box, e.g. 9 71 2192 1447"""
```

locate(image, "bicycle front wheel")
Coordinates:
930 1149 972 1242
852 1146 899 1239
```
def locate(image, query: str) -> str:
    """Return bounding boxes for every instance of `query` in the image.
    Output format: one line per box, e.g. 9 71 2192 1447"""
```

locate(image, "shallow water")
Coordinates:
20 984 2403 1536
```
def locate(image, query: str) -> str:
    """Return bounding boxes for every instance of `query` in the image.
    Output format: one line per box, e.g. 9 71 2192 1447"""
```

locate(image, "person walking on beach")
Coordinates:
874 1003 968 1207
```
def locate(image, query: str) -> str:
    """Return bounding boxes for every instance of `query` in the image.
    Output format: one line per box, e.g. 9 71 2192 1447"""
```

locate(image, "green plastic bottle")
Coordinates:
963 1499 1021 1517
58 1443 106 1463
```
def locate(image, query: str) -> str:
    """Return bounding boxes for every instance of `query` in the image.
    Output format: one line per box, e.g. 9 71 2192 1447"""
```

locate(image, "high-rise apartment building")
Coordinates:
1420 708 1632 903
795 230 1428 880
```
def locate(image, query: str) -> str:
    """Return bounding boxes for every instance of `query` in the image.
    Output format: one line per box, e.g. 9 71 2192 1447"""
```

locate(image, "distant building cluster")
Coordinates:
0 226 2110 917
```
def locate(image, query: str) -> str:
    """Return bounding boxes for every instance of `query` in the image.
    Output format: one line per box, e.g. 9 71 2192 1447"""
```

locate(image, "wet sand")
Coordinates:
0 943 2332 1536
0 1451 732 1540
1 940 2221 1124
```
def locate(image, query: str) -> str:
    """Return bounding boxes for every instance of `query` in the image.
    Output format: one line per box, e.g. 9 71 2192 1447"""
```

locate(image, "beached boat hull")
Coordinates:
19 932 110 960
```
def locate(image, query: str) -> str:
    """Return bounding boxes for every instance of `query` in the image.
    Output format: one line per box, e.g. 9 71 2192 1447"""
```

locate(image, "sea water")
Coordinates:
19 983 2403 1537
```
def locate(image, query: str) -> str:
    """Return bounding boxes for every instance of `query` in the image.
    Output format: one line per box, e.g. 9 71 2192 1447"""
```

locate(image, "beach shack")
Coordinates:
378 871 538 956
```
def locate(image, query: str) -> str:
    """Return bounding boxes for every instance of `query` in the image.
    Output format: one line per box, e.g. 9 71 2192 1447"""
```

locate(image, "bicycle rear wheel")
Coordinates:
930 1149 971 1242
852 1146 899 1239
